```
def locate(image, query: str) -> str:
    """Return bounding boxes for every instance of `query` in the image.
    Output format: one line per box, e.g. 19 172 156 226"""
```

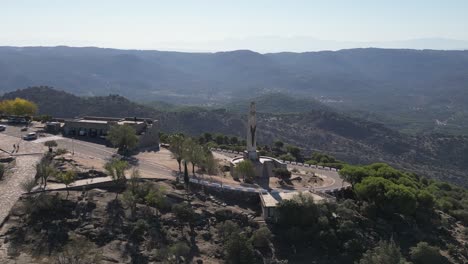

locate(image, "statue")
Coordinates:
246 102 258 160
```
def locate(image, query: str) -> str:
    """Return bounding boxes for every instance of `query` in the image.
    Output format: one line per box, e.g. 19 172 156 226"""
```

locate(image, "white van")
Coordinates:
23 132 38 140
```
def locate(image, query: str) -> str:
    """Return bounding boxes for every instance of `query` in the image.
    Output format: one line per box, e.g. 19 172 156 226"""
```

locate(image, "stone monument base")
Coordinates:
243 150 259 161
230 155 287 188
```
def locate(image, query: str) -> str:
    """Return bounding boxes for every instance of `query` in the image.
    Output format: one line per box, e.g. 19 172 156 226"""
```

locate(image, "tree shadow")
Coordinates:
188 224 200 260
124 241 149 264
97 199 125 246
31 220 69 256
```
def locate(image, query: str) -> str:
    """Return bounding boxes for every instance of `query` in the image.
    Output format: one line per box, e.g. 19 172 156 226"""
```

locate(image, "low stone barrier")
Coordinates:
185 175 267 195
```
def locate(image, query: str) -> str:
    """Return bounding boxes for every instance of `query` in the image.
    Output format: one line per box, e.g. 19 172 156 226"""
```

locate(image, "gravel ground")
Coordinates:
0 133 44 225
0 133 44 262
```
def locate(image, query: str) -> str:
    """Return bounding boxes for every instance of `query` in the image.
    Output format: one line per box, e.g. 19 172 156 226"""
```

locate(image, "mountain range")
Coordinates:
159 37 468 53
1 46 468 135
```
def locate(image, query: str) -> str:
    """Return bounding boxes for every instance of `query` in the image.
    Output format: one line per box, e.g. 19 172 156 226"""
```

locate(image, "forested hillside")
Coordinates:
2 46 468 134
3 87 468 187
1 86 158 118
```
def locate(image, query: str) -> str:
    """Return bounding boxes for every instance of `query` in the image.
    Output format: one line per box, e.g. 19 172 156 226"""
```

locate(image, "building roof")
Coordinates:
261 190 326 208
278 191 325 203
66 116 148 125
77 119 109 124
118 120 144 125
260 193 279 207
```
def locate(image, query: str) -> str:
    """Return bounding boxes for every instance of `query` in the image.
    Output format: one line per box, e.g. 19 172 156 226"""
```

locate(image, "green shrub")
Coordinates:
358 240 408 264
225 233 255 264
21 178 36 193
55 148 68 155
279 154 295 162
172 203 195 224
55 236 101 264
450 209 468 225
273 168 291 180
145 186 168 211
217 220 240 242
409 242 447 264
131 219 149 241
169 242 190 260
463 227 468 240
251 227 272 249
44 140 58 148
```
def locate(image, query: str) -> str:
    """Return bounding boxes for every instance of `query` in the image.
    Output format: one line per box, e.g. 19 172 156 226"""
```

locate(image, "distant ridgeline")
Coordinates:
1 46 468 135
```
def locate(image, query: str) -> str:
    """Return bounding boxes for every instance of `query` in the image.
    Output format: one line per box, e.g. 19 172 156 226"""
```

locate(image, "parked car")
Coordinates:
20 127 28 131
0 125 5 132
23 132 37 140
7 117 28 124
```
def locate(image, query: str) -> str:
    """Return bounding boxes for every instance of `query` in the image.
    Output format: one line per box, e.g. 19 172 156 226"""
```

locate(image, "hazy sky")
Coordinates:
2 0 468 52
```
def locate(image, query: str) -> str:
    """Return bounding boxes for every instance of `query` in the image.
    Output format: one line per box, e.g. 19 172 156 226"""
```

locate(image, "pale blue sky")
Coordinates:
2 0 468 52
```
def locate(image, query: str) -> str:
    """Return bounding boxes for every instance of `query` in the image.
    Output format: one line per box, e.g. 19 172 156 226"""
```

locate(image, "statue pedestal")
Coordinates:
243 150 259 161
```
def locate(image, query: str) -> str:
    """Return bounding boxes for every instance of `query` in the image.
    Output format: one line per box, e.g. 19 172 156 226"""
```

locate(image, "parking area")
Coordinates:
0 121 44 142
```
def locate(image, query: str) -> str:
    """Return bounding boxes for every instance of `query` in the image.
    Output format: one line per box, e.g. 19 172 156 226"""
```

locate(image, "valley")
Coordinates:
2 87 468 187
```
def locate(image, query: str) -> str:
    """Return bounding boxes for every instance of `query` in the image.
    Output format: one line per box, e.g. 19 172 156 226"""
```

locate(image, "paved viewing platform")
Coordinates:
0 133 44 225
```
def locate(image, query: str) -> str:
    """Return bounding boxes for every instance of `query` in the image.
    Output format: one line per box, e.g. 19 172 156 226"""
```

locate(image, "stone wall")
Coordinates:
188 180 260 205
138 120 160 149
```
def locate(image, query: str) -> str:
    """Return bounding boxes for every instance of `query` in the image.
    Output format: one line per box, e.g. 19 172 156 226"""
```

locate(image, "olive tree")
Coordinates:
235 160 255 183
183 138 204 174
44 140 58 153
36 157 57 189
106 125 138 155
58 170 77 199
169 134 185 172
105 158 128 199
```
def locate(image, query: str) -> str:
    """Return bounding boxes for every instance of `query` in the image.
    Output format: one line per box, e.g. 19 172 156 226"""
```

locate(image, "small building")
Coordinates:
44 121 61 134
63 116 148 138
63 116 159 149
260 190 334 221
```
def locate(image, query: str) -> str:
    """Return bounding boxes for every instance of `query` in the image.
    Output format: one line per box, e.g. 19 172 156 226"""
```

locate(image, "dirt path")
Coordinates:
0 133 44 225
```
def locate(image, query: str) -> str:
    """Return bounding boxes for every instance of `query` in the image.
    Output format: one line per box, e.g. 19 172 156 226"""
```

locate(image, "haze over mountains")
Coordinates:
1 46 468 135
160 37 468 53
1 46 467 103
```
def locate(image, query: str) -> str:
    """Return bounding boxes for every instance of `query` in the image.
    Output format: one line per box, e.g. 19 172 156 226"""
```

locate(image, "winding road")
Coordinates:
1 124 349 199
